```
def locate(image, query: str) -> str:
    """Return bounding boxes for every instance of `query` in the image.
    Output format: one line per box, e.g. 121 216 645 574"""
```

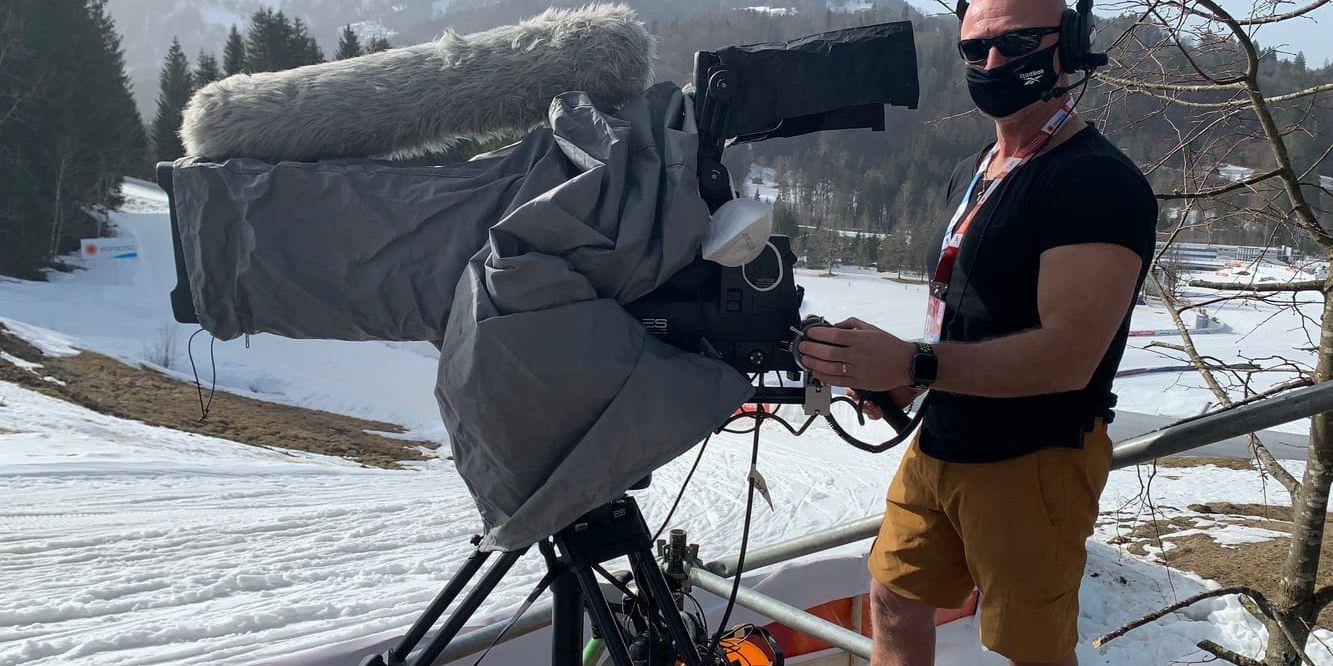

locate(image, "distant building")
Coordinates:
1155 241 1295 271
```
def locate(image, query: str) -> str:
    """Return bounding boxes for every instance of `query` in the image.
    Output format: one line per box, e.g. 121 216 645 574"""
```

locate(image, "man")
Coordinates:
796 0 1157 663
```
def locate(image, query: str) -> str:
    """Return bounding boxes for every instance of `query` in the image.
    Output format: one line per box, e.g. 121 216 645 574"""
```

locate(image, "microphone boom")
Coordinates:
181 4 656 161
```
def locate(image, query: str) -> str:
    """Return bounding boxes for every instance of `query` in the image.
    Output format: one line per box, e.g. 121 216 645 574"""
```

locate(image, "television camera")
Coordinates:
354 22 924 666
158 17 923 666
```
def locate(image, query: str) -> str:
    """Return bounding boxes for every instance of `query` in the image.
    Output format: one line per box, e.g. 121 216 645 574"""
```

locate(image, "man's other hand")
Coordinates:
845 387 916 421
798 317 914 390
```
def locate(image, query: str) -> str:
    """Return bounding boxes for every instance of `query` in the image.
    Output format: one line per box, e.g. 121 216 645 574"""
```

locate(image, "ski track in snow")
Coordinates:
1 183 1330 663
4 373 1329 665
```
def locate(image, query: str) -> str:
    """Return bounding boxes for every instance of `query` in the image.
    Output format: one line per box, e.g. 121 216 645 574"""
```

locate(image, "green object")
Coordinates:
582 638 606 665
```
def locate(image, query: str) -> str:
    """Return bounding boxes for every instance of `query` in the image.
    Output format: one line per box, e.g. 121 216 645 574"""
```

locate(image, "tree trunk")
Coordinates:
1266 284 1333 665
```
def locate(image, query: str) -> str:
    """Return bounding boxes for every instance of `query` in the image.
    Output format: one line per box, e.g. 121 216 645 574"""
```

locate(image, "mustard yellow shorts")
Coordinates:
867 423 1112 662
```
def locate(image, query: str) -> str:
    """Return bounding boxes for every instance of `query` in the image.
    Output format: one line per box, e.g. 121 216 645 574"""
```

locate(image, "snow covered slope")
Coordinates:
1 180 1330 663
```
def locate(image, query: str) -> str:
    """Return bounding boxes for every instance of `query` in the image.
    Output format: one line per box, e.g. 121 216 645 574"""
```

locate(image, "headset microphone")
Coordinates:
1039 73 1092 102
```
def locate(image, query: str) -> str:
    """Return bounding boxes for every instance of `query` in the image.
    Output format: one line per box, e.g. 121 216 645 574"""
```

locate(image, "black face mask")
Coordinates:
965 44 1059 118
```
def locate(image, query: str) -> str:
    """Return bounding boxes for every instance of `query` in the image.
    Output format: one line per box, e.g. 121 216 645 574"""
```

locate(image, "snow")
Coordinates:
827 0 874 12
745 163 782 202
0 318 80 358
1195 260 1320 286
740 6 798 15
0 351 41 371
0 179 1330 663
347 19 396 40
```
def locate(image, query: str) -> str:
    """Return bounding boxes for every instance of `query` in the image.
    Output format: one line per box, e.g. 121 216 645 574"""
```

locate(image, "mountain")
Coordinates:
107 0 447 115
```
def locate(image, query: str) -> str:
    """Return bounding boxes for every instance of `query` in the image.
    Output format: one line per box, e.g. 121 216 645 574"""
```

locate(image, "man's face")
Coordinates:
960 0 1064 72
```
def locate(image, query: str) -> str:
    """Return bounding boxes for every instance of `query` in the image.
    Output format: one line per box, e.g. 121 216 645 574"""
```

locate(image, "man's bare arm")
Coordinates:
798 243 1143 397
929 243 1143 397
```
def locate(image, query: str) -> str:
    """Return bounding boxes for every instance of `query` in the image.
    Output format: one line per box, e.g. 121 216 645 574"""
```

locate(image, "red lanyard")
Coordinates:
924 98 1075 343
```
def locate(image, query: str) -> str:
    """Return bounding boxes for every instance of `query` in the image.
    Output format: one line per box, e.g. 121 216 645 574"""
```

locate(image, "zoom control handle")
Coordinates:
854 390 914 433
789 316 913 431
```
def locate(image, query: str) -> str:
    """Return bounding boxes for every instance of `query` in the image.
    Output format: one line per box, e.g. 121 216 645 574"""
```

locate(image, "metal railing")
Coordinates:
428 380 1333 663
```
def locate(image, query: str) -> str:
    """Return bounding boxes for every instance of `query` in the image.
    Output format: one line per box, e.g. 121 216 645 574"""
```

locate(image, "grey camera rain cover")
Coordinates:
439 85 754 551
170 83 754 551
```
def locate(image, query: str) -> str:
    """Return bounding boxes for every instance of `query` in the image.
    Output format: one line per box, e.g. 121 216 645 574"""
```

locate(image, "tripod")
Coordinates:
361 495 705 666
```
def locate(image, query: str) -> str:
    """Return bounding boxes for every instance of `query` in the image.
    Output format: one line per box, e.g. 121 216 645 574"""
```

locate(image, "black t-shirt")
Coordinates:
920 124 1157 463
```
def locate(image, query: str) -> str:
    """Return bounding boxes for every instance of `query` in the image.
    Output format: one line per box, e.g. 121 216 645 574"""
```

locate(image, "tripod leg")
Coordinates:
412 548 526 666
387 549 492 662
574 567 635 666
629 551 703 666
550 568 583 666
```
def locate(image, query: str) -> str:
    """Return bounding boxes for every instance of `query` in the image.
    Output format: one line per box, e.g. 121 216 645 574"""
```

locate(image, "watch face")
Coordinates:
912 350 938 385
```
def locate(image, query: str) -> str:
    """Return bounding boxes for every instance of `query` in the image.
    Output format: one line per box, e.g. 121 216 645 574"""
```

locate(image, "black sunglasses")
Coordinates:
958 26 1060 63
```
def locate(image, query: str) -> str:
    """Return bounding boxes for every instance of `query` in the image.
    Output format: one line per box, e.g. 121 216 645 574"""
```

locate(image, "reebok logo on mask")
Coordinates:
965 44 1060 117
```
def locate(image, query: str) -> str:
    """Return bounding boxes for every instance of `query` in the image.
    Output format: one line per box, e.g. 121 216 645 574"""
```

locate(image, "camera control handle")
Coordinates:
856 390 913 433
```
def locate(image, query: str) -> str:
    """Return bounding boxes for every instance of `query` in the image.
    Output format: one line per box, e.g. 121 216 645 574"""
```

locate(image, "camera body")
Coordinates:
626 235 802 374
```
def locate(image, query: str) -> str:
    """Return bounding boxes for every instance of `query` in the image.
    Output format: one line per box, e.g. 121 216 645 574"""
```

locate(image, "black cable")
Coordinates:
685 591 707 630
717 410 816 437
593 563 638 602
469 568 558 666
1071 72 1093 110
653 434 712 543
186 328 217 423
703 415 762 665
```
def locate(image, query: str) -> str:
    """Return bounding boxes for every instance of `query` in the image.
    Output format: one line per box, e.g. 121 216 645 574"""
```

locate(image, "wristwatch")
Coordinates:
909 342 938 390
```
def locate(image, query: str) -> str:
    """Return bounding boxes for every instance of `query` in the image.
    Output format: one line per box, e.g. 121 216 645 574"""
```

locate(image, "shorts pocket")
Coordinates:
1035 449 1071 528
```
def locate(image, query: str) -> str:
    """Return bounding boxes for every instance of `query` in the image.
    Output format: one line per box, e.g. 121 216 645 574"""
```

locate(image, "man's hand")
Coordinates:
798 317 915 390
845 387 917 421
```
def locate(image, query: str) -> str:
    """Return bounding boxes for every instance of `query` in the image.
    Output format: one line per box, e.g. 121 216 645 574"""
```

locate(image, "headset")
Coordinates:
954 0 1108 97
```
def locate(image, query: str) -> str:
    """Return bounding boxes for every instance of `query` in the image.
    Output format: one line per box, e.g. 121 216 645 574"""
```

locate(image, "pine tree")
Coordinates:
223 24 245 74
151 38 192 162
773 199 801 239
803 225 838 275
193 51 221 87
244 9 287 73
0 0 146 278
367 36 392 53
245 10 324 73
86 0 148 182
291 17 324 65
335 24 363 60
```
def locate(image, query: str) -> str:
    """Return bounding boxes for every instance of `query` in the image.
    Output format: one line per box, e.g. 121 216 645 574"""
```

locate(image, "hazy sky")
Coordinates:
902 0 1333 66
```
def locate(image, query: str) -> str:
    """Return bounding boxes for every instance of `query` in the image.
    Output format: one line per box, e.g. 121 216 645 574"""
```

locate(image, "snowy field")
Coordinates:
1 180 1329 664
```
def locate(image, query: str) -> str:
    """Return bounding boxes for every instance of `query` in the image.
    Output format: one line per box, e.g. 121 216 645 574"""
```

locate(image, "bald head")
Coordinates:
960 0 1066 73
961 0 1064 41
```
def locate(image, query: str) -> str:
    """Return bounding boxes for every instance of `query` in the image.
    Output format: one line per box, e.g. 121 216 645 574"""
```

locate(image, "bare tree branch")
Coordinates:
1157 167 1282 200
1197 640 1265 666
1261 82 1333 106
1169 0 1332 25
1092 585 1316 665
1100 72 1246 92
1251 433 1303 494
1188 279 1327 292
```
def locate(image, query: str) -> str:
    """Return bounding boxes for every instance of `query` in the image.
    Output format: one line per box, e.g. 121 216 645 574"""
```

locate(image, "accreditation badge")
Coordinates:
924 281 947 343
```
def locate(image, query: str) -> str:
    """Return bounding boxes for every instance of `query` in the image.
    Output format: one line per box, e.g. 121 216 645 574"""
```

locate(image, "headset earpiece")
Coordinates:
955 0 968 21
1059 7 1084 73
